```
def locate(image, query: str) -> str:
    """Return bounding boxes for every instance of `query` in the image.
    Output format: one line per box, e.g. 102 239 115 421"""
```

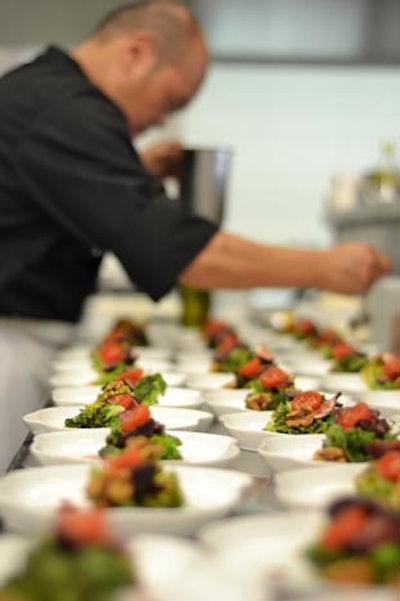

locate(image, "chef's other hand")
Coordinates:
139 139 183 178
320 242 391 294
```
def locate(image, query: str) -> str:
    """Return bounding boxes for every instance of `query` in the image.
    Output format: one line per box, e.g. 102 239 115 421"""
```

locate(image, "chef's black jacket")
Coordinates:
0 47 218 322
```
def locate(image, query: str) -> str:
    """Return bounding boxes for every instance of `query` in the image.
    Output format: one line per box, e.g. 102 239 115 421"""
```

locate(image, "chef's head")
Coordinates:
72 0 209 135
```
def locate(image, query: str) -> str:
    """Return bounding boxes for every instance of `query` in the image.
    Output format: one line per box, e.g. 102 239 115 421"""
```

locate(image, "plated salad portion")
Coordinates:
100 317 149 347
0 505 134 601
98 403 182 461
88 318 150 385
305 496 400 586
87 440 184 508
244 364 295 410
329 342 369 373
64 369 182 460
64 369 166 429
361 352 400 390
355 448 400 510
314 402 396 463
264 390 342 434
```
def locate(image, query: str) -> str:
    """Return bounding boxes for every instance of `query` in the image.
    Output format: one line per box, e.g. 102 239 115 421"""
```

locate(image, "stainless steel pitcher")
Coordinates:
176 147 232 225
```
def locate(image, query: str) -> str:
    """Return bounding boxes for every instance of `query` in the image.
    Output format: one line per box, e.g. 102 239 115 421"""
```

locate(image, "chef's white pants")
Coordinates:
0 318 75 474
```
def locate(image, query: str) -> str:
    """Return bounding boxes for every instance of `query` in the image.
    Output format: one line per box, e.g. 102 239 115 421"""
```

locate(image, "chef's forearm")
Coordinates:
178 231 325 290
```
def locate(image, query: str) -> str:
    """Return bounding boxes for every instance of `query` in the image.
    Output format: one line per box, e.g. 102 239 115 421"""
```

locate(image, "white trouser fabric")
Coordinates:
0 318 75 474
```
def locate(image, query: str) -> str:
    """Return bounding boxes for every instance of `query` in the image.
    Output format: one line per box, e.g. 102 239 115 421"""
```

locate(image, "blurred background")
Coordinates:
1 0 399 247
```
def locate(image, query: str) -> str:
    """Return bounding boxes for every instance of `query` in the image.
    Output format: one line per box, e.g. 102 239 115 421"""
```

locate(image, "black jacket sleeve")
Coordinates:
15 91 218 300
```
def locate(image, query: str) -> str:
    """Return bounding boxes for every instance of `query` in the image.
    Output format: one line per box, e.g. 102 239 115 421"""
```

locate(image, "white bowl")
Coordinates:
53 347 172 372
199 510 323 590
128 534 265 601
49 367 184 389
0 535 33 586
319 373 367 394
219 411 325 452
0 464 253 539
23 406 214 436
202 389 250 416
173 357 213 374
31 430 240 468
184 372 236 391
285 357 331 378
203 378 335 417
257 436 330 472
359 389 400 417
52 386 204 410
274 463 368 509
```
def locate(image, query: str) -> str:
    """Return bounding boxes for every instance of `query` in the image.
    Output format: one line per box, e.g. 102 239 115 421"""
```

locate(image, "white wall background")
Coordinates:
1 0 400 251
166 63 400 248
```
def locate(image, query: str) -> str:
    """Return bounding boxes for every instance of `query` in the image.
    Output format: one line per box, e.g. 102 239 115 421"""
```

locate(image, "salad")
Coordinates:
102 317 149 347
244 364 295 410
313 402 396 462
361 352 400 390
91 339 137 385
87 441 184 508
201 318 240 350
64 371 166 429
305 496 400 586
307 328 344 357
0 505 134 601
264 390 341 434
98 403 182 460
355 448 400 510
329 342 369 373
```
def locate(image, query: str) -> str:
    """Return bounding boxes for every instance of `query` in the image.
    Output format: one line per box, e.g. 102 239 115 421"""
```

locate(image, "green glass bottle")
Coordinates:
179 285 211 328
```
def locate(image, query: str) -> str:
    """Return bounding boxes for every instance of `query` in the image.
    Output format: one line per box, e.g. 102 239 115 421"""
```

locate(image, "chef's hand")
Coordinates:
139 139 183 178
320 242 391 294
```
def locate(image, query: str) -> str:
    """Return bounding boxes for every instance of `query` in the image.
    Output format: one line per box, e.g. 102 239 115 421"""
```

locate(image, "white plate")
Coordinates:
55 345 172 364
0 464 253 539
274 463 368 509
184 372 236 391
52 386 203 410
203 377 326 417
359 389 400 417
203 389 249 416
174 357 213 374
23 406 214 436
283 356 331 378
219 411 325 452
199 510 323 589
49 367 184 389
129 534 265 601
319 373 367 394
257 437 369 473
30 430 240 468
0 534 33 586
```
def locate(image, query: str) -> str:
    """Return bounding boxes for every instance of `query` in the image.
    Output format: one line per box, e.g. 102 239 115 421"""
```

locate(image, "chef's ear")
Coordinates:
124 32 159 76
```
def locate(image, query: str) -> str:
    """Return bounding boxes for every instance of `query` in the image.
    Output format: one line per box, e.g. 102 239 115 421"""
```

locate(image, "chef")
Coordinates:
0 0 391 471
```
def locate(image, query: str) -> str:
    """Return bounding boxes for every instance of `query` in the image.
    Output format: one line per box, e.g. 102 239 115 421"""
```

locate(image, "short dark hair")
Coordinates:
91 1 201 64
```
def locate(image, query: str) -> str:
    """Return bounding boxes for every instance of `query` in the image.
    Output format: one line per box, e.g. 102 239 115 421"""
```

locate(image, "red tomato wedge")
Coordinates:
216 333 238 356
97 342 125 367
321 506 369 550
56 505 111 546
335 402 373 430
382 357 400 379
118 404 151 434
238 357 262 379
332 342 356 360
107 394 135 410
259 366 290 390
116 368 144 386
376 451 400 481
291 391 323 411
108 446 144 470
